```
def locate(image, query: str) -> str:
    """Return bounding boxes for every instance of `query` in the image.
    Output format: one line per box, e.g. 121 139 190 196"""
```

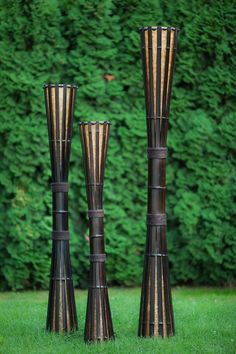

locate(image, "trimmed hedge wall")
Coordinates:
0 0 235 289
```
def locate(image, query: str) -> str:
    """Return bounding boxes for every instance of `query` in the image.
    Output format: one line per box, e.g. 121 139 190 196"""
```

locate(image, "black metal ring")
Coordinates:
145 253 168 257
52 231 70 240
86 183 103 186
146 116 169 120
43 83 78 89
51 182 69 192
79 121 111 126
49 139 71 143
89 254 106 262
146 213 166 225
88 209 104 218
147 147 167 159
88 285 108 289
52 210 69 214
90 234 103 238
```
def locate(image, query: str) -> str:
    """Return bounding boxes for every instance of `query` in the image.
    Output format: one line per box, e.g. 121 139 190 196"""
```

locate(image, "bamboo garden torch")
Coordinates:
79 121 114 342
44 84 78 333
138 26 179 338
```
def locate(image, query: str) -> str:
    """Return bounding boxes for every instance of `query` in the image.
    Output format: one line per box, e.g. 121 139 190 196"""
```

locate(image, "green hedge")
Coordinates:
0 0 235 290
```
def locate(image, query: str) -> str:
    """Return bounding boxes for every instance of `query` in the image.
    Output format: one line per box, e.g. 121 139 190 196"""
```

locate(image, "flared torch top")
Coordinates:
140 26 179 121
79 121 110 190
44 83 77 181
139 26 179 148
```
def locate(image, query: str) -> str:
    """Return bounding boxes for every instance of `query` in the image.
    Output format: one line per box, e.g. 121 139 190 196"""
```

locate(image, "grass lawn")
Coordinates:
0 287 235 354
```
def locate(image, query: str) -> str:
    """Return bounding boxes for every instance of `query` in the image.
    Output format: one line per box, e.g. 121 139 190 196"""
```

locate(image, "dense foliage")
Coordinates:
0 0 235 290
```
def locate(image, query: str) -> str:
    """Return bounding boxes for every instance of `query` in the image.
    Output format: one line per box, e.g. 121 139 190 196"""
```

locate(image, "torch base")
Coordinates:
84 287 114 342
46 241 77 333
138 253 174 338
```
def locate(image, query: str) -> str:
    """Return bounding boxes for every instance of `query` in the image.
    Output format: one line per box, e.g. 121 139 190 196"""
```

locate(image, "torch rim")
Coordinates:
139 26 180 32
43 83 78 89
78 121 111 126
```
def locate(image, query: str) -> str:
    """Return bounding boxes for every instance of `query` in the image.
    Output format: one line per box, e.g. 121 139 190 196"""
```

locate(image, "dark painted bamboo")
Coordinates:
138 26 179 338
44 83 78 333
79 121 114 343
